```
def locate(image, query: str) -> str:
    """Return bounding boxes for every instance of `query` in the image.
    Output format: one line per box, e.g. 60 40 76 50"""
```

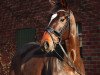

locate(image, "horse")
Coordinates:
10 0 85 75
40 9 85 75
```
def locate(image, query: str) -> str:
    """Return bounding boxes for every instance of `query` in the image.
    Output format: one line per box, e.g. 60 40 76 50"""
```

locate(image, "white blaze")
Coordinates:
48 13 57 26
51 13 57 20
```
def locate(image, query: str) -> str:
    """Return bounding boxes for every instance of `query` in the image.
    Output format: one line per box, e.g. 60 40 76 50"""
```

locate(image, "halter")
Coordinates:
45 10 82 75
46 9 70 49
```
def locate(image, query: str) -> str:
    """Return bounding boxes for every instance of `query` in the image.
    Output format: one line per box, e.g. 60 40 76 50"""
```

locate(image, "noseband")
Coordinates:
45 10 82 75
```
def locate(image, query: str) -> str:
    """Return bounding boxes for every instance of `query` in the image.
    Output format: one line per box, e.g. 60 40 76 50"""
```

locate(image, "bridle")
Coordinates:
46 9 70 47
45 10 82 75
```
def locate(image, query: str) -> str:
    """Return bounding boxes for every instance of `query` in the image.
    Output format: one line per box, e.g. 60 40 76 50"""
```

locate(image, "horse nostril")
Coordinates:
41 41 50 52
44 41 49 50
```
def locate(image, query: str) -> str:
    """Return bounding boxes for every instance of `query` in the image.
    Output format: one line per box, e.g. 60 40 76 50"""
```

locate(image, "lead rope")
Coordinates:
57 42 81 75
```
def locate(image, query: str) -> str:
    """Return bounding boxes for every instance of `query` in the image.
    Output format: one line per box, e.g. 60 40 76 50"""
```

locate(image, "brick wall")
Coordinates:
0 0 51 74
0 0 99 75
74 0 100 75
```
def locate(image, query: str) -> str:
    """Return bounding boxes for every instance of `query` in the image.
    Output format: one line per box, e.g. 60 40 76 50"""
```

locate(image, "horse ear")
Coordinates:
49 0 56 6
61 0 68 8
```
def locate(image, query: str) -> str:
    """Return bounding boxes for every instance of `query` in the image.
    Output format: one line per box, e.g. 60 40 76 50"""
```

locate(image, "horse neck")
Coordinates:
61 10 77 52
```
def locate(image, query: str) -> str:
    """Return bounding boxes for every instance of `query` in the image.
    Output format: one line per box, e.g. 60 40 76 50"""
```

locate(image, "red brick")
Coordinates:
0 0 100 75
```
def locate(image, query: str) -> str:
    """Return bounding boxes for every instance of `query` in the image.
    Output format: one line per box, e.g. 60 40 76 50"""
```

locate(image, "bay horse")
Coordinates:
40 9 85 75
10 10 85 75
10 0 85 75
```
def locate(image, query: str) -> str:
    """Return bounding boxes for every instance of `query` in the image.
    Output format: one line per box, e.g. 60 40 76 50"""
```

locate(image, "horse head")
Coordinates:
41 9 70 52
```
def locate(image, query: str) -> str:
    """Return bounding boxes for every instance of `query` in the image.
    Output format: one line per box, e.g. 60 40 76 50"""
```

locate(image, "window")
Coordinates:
16 28 36 49
76 23 83 57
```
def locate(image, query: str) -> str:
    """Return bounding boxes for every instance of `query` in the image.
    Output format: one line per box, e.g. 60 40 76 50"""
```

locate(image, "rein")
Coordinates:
45 10 82 75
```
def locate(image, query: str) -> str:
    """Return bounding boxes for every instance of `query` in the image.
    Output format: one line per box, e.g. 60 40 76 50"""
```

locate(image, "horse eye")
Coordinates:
60 19 65 22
